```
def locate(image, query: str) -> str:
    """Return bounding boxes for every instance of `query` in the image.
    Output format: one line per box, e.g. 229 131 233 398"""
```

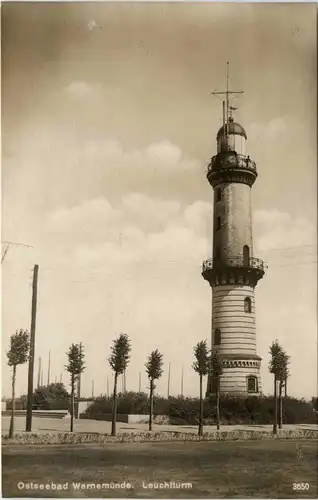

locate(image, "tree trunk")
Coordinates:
278 380 283 429
216 378 220 431
149 379 154 431
273 375 278 435
9 365 17 438
111 372 118 436
70 375 74 432
198 374 203 437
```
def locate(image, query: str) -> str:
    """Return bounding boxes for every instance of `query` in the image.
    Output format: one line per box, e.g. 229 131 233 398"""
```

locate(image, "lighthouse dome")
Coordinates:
217 120 247 140
217 118 247 155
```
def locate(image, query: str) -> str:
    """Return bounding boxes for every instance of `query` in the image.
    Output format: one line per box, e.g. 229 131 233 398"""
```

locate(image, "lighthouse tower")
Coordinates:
203 66 265 396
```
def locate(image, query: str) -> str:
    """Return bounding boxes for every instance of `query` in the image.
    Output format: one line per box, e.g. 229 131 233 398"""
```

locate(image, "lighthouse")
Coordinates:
203 64 265 396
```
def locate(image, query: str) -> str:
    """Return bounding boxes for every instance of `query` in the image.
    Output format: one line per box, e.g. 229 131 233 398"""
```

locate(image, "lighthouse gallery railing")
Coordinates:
207 153 257 173
202 256 265 273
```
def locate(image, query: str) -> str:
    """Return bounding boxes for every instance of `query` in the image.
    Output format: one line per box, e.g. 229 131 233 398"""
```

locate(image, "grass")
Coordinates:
2 439 317 498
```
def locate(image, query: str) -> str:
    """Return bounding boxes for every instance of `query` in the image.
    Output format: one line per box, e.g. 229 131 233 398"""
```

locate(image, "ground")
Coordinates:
2 440 317 498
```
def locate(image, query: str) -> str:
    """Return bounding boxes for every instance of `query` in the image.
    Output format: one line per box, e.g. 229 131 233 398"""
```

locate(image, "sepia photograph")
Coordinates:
1 1 317 498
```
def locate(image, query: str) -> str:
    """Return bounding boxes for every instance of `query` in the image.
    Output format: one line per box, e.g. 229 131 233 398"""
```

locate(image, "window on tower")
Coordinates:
243 245 250 266
244 297 252 313
216 217 221 230
216 189 222 202
247 376 258 393
214 328 221 345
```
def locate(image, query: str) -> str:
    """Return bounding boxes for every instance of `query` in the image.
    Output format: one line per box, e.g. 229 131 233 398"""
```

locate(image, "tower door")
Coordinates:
243 245 250 266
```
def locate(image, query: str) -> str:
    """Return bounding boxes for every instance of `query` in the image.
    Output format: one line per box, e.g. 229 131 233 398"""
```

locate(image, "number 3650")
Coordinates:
293 483 309 490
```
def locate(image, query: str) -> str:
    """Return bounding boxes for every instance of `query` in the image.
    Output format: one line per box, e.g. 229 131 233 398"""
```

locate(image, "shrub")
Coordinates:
84 392 317 425
32 383 69 410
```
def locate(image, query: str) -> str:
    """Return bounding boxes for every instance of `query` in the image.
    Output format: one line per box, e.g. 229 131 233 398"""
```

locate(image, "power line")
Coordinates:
4 259 317 285
259 244 316 254
1 241 34 264
2 241 34 248
268 261 317 269
13 243 316 272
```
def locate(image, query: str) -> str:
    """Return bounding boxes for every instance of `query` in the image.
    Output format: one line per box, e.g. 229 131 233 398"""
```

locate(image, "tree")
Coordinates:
65 343 85 432
193 340 210 436
7 329 30 438
269 340 289 433
210 351 223 430
108 333 131 436
145 350 164 431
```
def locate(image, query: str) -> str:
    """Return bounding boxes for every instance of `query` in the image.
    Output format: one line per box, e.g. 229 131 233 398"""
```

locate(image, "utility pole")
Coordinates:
181 365 184 397
167 362 171 398
60 373 62 383
26 264 39 432
40 367 43 386
92 380 94 398
37 357 42 388
1 244 10 263
47 350 51 385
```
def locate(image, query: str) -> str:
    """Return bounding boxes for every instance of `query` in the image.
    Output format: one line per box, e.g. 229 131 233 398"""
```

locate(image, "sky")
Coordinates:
2 2 317 400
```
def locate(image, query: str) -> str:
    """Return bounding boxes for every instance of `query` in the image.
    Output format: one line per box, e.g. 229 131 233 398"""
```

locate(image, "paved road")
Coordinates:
2 416 317 434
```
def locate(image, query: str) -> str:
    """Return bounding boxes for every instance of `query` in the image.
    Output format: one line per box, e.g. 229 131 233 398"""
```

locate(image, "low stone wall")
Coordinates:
80 414 169 424
2 428 317 445
2 410 69 419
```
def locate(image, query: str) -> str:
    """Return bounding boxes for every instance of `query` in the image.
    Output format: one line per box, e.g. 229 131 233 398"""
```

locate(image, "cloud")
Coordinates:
249 117 289 142
49 197 119 228
6 135 203 224
66 81 101 99
254 209 316 252
46 193 211 268
146 141 183 168
254 209 291 226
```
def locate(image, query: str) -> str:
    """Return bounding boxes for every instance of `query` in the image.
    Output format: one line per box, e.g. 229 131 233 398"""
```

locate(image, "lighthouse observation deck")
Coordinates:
208 153 257 173
202 255 264 273
202 255 265 287
207 152 257 188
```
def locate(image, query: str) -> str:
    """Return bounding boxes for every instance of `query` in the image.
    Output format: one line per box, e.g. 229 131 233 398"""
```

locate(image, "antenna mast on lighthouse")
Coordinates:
210 62 244 143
